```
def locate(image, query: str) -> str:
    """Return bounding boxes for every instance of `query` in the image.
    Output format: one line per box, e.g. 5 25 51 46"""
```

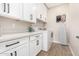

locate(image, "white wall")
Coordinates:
69 4 79 55
47 3 79 55
47 4 70 43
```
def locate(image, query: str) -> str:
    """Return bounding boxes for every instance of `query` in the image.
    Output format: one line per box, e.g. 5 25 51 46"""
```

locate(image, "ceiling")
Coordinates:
45 3 65 9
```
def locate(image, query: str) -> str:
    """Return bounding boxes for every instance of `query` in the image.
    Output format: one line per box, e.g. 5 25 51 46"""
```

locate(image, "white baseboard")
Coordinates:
53 40 69 45
69 45 75 56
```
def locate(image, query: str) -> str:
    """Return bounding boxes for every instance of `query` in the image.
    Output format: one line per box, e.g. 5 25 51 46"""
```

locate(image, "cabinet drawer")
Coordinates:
30 33 42 41
30 34 42 41
0 36 29 53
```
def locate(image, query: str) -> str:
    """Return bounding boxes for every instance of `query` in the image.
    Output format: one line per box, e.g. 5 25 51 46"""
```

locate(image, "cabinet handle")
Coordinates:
10 53 13 56
6 42 20 47
51 32 53 38
40 14 42 18
14 51 17 56
30 14 33 20
7 3 10 13
36 40 39 45
35 36 39 37
3 3 6 12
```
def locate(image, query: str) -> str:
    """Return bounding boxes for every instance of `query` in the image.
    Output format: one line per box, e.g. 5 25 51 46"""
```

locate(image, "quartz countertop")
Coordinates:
0 31 43 43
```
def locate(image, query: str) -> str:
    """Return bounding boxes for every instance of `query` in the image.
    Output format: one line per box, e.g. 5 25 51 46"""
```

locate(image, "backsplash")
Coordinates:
0 17 31 35
32 20 46 31
0 17 47 35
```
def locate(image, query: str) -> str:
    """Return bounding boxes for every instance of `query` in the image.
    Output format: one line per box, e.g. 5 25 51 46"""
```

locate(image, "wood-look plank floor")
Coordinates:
37 43 72 56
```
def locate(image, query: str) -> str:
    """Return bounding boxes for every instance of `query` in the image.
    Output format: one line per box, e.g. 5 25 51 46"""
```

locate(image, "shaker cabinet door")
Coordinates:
30 39 37 56
16 44 29 56
23 3 36 23
6 3 23 19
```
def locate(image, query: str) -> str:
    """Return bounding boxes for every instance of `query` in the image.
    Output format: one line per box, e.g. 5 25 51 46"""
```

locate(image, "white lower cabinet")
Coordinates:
0 36 29 56
0 33 43 56
30 34 42 56
30 40 42 56
0 43 29 56
0 49 13 56
30 39 37 56
36 39 42 54
15 44 29 56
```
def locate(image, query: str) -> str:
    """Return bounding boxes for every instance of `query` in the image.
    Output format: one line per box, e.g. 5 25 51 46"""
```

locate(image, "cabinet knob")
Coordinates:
40 14 42 18
51 32 53 38
36 40 39 45
10 53 13 56
35 36 39 37
14 51 17 56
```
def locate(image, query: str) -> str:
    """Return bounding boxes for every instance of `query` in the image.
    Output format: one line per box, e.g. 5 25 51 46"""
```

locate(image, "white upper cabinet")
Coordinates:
0 3 23 20
36 3 42 20
36 3 47 23
0 3 47 23
23 3 36 23
6 3 23 20
0 3 8 16
42 4 47 22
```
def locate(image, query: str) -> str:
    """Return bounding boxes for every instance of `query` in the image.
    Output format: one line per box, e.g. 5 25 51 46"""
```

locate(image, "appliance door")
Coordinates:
48 31 53 50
